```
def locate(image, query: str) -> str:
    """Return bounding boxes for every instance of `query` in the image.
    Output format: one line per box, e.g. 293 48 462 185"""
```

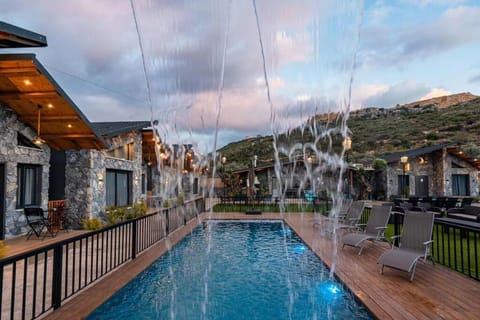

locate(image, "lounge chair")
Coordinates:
24 206 56 239
331 200 365 231
313 200 362 230
341 205 391 255
377 211 435 282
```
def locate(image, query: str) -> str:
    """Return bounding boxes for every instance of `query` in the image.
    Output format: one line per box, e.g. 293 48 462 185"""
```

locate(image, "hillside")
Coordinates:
219 93 480 170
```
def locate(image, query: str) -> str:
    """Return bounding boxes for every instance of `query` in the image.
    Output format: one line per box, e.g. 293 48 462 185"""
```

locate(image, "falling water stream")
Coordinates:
130 0 364 318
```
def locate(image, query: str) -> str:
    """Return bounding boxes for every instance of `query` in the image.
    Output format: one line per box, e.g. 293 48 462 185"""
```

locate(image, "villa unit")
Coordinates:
0 52 160 238
380 143 480 199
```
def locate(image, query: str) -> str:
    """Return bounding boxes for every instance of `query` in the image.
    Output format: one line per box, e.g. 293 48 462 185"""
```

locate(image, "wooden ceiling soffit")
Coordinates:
0 54 108 150
0 91 58 99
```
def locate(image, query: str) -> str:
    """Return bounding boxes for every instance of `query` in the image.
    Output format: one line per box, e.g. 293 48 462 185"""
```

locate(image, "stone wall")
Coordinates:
64 149 104 228
0 105 50 239
385 150 479 199
444 153 479 197
65 131 143 227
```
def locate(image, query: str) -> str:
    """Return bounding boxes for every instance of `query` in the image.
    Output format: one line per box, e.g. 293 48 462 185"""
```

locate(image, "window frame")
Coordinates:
16 164 42 208
105 169 132 207
397 174 410 196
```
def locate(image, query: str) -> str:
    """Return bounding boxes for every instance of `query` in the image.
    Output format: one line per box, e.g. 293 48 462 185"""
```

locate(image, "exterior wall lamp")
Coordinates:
400 156 409 199
98 173 104 190
343 136 353 198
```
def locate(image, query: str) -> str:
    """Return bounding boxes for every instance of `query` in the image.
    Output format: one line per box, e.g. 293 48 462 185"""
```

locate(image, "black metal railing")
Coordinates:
359 207 480 281
433 219 480 280
0 197 204 320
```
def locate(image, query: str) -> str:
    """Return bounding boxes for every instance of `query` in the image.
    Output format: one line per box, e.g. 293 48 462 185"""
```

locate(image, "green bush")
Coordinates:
372 158 387 170
176 193 185 206
163 200 170 208
105 205 119 224
106 205 135 224
133 198 147 217
82 217 103 230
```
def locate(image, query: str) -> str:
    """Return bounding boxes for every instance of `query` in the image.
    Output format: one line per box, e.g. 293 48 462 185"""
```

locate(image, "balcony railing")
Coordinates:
360 206 480 281
0 197 204 320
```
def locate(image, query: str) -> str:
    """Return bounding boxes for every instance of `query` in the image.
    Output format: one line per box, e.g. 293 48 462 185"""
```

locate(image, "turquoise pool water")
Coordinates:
88 221 372 319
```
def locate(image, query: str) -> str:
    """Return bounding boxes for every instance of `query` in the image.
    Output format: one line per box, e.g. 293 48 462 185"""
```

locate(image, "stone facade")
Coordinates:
65 131 144 227
385 150 479 199
0 105 50 239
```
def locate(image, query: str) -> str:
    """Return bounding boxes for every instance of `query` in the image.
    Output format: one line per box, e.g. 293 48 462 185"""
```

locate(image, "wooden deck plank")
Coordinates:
3 212 479 319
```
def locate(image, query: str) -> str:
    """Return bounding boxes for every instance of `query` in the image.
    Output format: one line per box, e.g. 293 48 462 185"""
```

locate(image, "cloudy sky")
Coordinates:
2 0 480 152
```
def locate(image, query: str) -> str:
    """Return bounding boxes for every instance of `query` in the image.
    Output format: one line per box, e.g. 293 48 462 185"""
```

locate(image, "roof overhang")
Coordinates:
447 147 480 170
0 54 107 150
0 21 47 48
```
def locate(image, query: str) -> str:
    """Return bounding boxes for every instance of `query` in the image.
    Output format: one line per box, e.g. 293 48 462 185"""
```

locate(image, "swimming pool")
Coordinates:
88 221 372 319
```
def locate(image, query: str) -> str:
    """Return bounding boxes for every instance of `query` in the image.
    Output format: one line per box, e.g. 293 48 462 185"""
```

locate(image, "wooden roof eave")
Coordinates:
0 54 108 150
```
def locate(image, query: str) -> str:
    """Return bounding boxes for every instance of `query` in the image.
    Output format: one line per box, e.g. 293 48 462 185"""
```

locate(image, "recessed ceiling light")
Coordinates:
67 124 73 128
47 103 54 108
23 79 32 85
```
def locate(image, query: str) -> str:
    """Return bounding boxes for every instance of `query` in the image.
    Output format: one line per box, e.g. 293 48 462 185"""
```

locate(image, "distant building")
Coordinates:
380 143 480 199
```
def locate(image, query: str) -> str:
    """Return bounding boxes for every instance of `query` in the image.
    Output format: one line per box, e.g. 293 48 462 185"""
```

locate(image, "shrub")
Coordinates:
176 193 185 206
133 198 147 217
82 218 103 230
105 205 132 224
372 158 387 170
105 205 119 225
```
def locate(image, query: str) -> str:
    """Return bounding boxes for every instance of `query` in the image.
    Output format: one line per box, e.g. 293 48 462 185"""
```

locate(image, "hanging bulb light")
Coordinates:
32 104 46 145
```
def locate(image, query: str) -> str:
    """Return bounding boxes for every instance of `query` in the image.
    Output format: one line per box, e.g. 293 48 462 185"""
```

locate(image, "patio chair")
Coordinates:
24 206 56 239
313 199 360 229
377 211 435 282
331 200 365 231
341 205 392 255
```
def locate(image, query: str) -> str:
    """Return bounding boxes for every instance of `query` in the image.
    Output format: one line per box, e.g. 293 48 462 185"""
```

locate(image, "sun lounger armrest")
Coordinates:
423 240 433 246
389 235 401 248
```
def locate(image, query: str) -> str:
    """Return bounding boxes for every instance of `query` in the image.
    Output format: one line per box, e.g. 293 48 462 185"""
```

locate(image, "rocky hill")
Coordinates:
397 92 478 109
219 93 480 170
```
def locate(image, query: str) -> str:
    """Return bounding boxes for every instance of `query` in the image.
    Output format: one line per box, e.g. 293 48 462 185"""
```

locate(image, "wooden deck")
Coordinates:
3 230 88 258
5 212 479 319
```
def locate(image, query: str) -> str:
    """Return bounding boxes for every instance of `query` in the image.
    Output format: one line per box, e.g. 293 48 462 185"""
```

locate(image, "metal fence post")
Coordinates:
132 219 137 260
52 246 63 309
166 209 170 235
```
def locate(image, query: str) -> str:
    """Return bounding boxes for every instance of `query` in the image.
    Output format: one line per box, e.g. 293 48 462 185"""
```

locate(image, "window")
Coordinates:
397 174 409 197
17 133 41 149
106 169 132 206
452 174 469 196
17 164 42 208
107 143 134 161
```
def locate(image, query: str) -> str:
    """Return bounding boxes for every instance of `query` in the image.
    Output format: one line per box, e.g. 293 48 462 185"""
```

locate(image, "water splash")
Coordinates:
130 0 364 315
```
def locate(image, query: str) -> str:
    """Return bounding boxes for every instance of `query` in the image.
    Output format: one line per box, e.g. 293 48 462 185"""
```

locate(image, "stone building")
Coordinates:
50 122 151 228
0 23 176 240
0 53 110 239
380 143 480 199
